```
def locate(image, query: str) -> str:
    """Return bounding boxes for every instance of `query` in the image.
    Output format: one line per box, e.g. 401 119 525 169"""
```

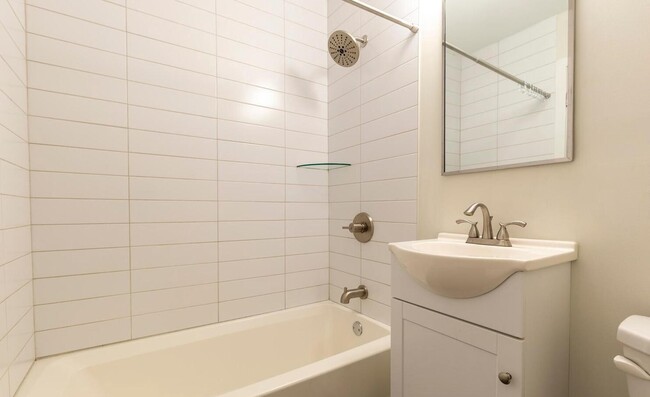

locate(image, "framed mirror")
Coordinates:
443 0 574 174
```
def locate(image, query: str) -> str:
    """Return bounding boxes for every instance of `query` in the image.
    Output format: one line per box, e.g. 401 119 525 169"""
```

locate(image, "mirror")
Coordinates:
443 0 574 174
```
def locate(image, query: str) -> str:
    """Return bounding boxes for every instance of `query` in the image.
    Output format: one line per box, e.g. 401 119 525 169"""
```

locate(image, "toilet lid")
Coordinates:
618 315 650 354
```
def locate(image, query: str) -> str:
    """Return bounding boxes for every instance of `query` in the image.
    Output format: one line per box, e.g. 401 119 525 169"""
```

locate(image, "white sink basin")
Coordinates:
389 233 578 299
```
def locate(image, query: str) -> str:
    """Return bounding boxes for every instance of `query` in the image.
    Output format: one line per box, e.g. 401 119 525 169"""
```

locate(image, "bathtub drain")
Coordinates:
352 321 363 336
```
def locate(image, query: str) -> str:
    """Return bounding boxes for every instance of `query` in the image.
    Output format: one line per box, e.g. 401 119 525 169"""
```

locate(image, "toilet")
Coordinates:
615 315 650 396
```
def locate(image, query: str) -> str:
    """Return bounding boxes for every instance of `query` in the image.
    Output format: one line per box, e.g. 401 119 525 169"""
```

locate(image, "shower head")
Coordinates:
328 30 367 67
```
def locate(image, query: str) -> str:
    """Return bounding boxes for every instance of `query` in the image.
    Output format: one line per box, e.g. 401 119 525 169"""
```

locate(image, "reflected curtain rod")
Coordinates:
444 42 551 99
342 0 419 33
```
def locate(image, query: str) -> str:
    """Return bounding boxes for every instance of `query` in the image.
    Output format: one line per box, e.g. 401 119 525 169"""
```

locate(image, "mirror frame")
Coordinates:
441 0 575 175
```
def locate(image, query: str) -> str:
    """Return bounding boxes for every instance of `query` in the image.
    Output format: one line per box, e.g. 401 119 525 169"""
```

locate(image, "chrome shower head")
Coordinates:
328 30 367 67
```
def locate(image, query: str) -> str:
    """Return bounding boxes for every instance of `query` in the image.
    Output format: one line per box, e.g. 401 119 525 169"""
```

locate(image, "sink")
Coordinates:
389 233 578 298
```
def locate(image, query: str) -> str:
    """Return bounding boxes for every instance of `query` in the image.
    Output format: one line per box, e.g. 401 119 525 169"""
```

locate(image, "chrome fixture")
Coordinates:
461 203 527 247
342 212 374 243
340 285 369 304
328 30 367 67
444 42 551 100
342 0 419 33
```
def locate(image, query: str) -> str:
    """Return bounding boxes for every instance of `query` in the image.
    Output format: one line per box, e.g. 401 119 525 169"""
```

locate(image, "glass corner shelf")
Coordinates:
296 162 351 170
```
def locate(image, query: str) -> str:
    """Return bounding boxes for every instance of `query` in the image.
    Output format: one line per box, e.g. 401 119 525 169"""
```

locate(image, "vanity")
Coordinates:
389 207 578 397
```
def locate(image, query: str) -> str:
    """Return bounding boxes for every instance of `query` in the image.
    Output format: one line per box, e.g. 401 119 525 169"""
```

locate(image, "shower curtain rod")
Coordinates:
342 0 419 33
444 42 551 99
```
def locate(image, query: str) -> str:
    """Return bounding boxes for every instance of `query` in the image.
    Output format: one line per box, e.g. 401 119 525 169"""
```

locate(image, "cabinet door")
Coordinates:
392 300 523 397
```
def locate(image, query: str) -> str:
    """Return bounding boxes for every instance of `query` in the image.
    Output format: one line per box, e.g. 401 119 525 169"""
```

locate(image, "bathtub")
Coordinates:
16 302 390 397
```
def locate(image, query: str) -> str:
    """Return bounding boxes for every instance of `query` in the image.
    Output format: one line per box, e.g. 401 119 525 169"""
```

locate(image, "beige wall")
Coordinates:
418 1 650 396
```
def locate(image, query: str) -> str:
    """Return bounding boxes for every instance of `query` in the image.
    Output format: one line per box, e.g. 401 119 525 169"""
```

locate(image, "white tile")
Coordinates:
31 199 128 225
129 153 217 180
216 37 283 73
131 242 218 269
30 172 127 199
128 106 217 139
128 34 216 76
26 6 126 53
218 99 284 129
132 263 217 292
218 119 284 147
128 58 216 97
28 89 127 127
127 9 216 54
286 268 328 290
285 252 328 273
216 0 283 36
27 34 126 78
33 248 129 278
218 182 284 202
218 220 284 241
218 202 284 221
34 295 130 331
218 162 284 184
128 82 217 118
129 130 217 159
33 271 130 304
219 239 284 262
28 62 127 102
29 116 128 151
30 145 127 175
130 201 217 223
286 285 328 308
132 303 218 338
216 16 283 55
218 78 284 111
130 222 217 246
32 224 129 251
132 284 218 315
219 275 284 301
27 0 126 29
219 257 285 282
218 292 284 321
127 0 215 33
35 317 130 357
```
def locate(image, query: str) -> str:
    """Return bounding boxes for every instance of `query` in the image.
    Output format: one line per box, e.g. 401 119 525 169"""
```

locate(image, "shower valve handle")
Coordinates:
343 223 368 233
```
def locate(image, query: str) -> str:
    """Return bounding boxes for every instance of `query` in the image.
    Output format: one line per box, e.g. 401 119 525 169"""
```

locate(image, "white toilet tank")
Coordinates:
615 315 650 396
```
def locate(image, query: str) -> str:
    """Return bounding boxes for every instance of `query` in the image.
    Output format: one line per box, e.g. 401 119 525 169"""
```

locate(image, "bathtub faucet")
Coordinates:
340 285 369 304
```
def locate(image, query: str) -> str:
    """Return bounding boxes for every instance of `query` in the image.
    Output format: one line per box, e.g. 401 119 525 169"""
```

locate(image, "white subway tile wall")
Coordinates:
327 0 418 325
445 14 567 171
0 0 35 394
27 0 329 357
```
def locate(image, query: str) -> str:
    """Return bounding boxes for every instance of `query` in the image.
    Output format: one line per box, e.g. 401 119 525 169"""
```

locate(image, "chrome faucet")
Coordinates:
340 285 368 304
458 202 527 247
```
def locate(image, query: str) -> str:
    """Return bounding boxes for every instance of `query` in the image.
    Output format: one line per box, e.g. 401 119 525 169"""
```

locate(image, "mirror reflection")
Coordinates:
444 0 573 173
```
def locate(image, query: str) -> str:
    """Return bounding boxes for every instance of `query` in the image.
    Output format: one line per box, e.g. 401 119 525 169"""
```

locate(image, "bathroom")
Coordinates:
0 0 648 396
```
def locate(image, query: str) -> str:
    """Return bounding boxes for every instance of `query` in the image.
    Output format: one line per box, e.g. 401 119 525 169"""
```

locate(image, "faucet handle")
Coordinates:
456 219 479 238
496 221 527 241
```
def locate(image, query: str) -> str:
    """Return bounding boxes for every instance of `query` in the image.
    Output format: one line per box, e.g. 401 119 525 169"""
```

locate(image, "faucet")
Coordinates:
458 203 527 247
340 285 368 304
463 202 494 239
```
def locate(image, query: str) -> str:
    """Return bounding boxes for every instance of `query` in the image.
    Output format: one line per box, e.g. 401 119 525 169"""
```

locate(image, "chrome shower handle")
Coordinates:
456 219 479 238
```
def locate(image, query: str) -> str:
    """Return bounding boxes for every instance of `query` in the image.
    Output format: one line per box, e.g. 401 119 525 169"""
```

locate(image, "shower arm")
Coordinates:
342 0 419 33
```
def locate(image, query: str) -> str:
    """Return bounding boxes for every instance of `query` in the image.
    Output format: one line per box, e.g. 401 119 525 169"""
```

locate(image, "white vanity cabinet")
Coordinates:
391 250 572 397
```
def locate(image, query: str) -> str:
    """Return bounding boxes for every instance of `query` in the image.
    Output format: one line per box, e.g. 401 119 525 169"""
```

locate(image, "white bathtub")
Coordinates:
17 302 390 397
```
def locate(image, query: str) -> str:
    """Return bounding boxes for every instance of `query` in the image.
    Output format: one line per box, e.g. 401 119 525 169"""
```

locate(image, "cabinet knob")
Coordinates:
498 372 513 385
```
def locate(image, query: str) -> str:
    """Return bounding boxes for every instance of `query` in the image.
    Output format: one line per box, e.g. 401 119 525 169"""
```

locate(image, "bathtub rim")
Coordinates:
17 301 390 397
